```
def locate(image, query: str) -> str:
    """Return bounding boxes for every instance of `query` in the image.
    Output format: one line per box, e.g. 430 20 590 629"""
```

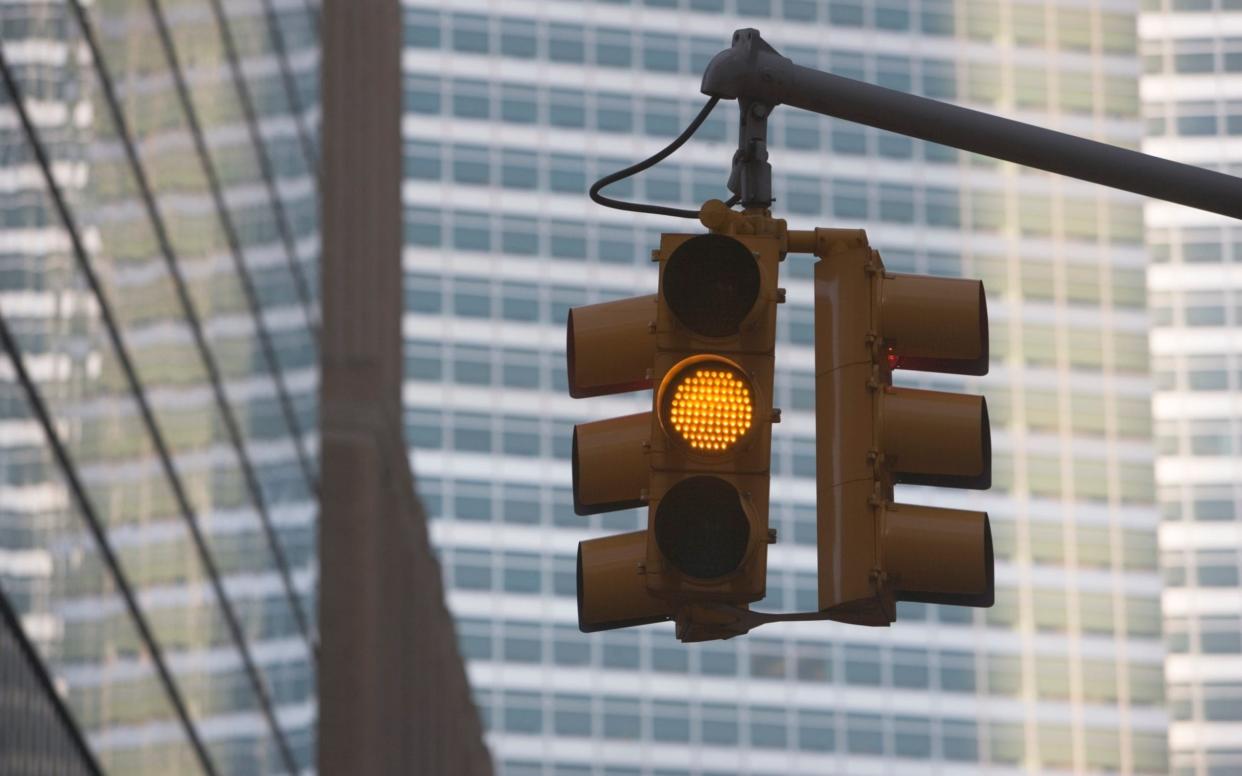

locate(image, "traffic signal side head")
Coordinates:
814 230 992 626
567 288 671 632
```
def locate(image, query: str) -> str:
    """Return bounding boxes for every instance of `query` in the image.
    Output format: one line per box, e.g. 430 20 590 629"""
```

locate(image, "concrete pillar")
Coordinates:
319 1 492 772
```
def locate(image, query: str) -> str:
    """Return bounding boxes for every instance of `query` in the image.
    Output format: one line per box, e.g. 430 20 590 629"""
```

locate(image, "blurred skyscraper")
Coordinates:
404 1 1166 774
0 0 320 772
1141 1 1242 774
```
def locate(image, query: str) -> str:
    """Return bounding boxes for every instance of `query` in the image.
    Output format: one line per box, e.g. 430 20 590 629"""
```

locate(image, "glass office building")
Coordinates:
0 0 319 773
405 0 1166 774
1141 1 1242 774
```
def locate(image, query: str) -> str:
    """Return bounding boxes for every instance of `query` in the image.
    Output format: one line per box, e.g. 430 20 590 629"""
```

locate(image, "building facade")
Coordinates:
1141 0 1242 774
0 0 320 772
404 0 1167 774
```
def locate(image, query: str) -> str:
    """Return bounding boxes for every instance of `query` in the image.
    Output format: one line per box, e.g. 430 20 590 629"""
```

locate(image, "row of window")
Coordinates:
402 210 976 281
1147 302 1242 327
422 0 958 33
407 138 968 226
404 317 1149 398
407 398 1155 503
64 655 312 729
482 689 982 759
407 63 957 136
487 708 1165 772
1148 227 1242 264
407 172 1142 248
1161 483 1242 522
440 543 1161 637
1164 549 1242 589
1166 614 1242 654
0 366 315 465
407 7 964 77
981 254 1147 308
1168 682 1242 723
0 3 70 40
1152 354 1242 395
1143 37 1242 75
1170 760 1242 776
409 206 1143 282
417 474 1157 571
1152 294 1242 328
405 403 818 483
455 614 1164 704
405 196 1145 292
408 14 1138 119
407 0 1137 57
961 0 1138 56
459 616 965 681
403 333 1151 429
407 76 968 163
1157 419 1242 458
405 250 1139 335
1143 0 1242 10
407 65 1135 152
1146 109 1242 138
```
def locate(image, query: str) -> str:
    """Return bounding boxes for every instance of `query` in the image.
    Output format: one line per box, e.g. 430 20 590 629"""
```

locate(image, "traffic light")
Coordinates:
813 228 992 626
569 226 782 639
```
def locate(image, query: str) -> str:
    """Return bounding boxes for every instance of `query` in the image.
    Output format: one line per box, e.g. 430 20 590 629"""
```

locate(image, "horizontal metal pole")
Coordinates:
703 29 1242 220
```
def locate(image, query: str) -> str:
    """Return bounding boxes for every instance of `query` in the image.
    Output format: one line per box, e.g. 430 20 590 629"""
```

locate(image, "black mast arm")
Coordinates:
703 28 1242 220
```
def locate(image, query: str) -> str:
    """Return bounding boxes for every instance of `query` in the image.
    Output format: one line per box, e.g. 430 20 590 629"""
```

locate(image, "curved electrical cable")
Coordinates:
590 95 726 219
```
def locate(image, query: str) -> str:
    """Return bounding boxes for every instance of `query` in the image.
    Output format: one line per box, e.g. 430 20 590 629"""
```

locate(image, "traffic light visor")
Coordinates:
663 234 761 338
882 388 991 490
578 531 674 632
881 274 988 376
572 413 651 515
883 505 994 608
567 294 656 398
657 355 756 455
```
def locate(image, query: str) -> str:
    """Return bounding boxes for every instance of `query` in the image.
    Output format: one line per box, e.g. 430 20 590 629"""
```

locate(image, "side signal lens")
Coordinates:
659 356 755 454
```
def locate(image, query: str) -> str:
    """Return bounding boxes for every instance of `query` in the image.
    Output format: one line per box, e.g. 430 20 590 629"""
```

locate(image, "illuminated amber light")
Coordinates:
667 368 754 452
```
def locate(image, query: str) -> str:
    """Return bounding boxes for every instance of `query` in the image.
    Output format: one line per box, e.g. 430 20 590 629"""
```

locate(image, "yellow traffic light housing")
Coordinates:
570 206 991 639
813 227 993 626
569 217 784 640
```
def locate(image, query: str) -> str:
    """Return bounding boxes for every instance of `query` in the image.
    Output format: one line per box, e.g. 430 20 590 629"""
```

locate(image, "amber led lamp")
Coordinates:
658 356 756 454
